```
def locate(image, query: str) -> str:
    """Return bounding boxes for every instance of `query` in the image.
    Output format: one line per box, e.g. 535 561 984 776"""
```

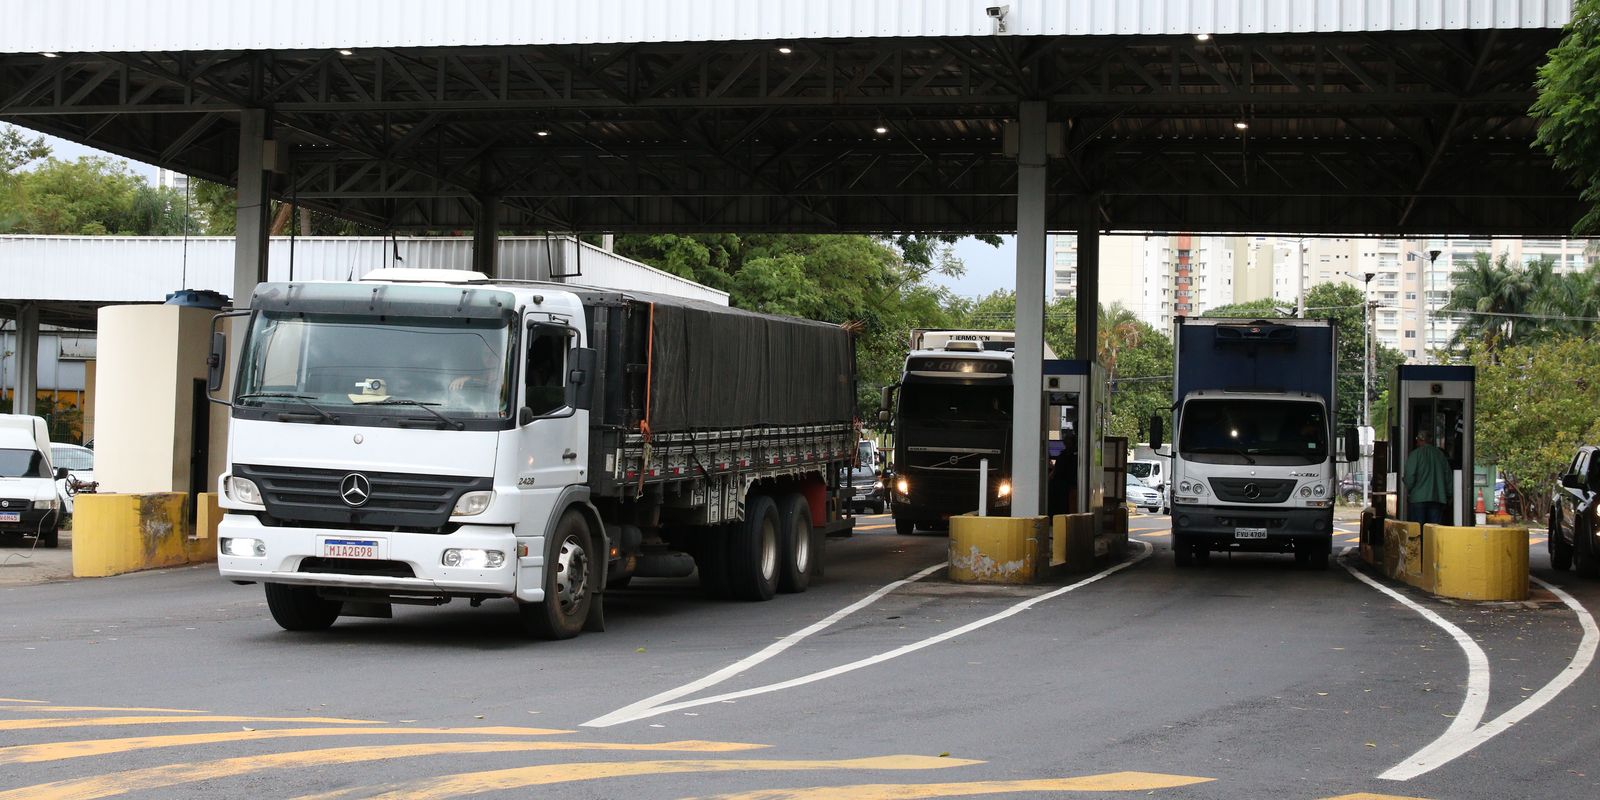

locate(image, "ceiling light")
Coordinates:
1233 120 1249 130
1195 33 1212 42
40 52 58 58
535 129 551 137
338 49 354 56
777 46 793 54
874 124 889 135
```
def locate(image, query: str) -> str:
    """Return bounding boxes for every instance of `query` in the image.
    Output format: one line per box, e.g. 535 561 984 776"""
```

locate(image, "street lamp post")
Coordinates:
1343 270 1377 505
1423 248 1442 362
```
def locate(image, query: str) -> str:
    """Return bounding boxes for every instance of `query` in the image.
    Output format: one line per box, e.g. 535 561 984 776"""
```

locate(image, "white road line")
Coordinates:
1380 575 1599 781
586 542 1153 727
582 562 946 728
1340 549 1490 746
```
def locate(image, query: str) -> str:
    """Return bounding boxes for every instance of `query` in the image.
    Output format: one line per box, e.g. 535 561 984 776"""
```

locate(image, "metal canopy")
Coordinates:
0 31 1580 235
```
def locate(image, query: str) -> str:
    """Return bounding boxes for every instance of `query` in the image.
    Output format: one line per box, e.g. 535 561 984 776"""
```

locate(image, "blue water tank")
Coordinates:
164 289 230 309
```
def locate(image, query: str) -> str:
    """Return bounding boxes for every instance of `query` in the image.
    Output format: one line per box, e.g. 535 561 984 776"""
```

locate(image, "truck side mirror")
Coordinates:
55 466 69 481
568 347 598 411
1343 427 1359 463
1149 415 1163 451
879 384 896 413
876 409 890 425
206 331 227 393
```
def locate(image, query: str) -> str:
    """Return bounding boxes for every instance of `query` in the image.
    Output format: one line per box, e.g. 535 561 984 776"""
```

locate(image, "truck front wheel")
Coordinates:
729 495 781 601
264 583 342 631
520 510 593 639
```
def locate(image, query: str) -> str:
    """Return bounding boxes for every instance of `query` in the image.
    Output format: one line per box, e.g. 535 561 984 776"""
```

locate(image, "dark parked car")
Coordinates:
1549 445 1600 577
844 440 885 515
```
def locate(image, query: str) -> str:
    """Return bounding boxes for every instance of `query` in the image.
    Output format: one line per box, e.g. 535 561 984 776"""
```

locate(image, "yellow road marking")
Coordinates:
1136 531 1167 538
300 755 982 800
0 706 210 715
0 726 579 764
0 741 776 800
0 699 47 704
687 771 1215 799
858 524 894 531
1319 794 1433 800
0 715 379 732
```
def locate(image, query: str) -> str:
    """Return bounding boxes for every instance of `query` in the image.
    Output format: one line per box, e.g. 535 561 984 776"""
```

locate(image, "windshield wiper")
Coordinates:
236 392 339 424
1186 446 1256 465
369 398 465 431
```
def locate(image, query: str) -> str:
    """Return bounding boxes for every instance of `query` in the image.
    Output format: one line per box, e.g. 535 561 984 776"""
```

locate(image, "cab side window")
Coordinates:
525 329 568 415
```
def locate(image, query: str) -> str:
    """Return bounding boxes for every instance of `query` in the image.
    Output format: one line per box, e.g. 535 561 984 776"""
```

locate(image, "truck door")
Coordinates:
518 323 587 507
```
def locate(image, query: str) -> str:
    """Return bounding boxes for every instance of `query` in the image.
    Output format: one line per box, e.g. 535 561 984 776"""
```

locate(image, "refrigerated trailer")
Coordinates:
212 269 857 638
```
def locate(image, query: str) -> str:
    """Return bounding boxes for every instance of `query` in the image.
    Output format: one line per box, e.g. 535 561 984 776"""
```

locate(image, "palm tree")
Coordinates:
1096 303 1143 373
1445 252 1520 351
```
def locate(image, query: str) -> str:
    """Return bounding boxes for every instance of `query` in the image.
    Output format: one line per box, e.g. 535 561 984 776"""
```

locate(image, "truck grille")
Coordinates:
1209 478 1296 504
235 464 491 533
298 557 417 578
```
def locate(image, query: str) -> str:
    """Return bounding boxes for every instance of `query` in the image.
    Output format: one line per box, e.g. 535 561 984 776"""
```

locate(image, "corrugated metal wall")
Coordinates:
0 0 1572 52
0 235 730 305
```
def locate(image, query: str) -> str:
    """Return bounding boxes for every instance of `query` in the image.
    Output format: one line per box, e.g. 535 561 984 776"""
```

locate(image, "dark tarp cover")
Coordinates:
642 296 855 433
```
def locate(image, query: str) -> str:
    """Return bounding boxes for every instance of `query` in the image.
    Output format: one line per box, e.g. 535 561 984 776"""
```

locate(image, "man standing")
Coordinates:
1403 430 1451 525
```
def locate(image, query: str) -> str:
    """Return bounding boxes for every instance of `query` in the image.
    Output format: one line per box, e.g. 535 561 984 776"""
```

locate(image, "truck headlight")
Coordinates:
225 476 263 506
443 548 505 569
32 498 58 510
996 481 1012 498
1192 481 1208 496
452 491 493 516
1299 485 1313 497
220 537 266 557
874 480 884 490
896 477 909 496
1313 484 1327 497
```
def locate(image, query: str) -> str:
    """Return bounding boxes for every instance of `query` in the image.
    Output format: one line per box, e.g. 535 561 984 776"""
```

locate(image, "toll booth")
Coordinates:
1043 360 1106 516
1386 365 1476 527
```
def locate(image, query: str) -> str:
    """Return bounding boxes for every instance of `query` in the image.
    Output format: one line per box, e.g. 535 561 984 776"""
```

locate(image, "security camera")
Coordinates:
985 4 1010 34
985 5 1006 16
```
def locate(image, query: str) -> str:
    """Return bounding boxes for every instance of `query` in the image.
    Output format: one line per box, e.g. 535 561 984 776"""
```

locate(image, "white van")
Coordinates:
1127 458 1168 514
0 415 65 547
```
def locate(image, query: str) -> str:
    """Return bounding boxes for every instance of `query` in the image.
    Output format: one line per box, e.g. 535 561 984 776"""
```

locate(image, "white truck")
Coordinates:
0 414 65 547
1156 318 1353 569
212 269 857 638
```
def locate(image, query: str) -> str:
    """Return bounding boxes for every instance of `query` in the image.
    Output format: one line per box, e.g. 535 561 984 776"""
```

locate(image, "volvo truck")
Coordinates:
880 330 1024 535
1158 318 1350 568
212 269 857 638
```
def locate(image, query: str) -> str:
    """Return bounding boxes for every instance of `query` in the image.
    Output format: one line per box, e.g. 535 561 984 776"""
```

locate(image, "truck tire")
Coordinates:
1549 508 1573 571
776 493 813 594
729 495 781 601
264 583 341 631
520 510 594 640
1172 535 1193 567
895 518 916 536
694 525 733 599
1296 537 1331 570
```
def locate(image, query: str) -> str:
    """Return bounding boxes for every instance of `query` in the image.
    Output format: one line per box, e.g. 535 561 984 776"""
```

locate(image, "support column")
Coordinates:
1075 221 1099 361
1011 101 1048 518
472 194 501 278
13 303 39 417
233 109 270 308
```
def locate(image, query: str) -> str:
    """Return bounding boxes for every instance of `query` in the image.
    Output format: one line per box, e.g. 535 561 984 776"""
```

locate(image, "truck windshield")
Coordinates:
0 448 47 478
900 384 1011 424
237 311 514 423
1178 399 1327 465
1128 462 1154 479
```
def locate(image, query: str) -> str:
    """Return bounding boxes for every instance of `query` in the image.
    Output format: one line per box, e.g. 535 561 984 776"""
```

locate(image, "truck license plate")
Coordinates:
0 512 18 523
1234 527 1268 539
322 538 380 559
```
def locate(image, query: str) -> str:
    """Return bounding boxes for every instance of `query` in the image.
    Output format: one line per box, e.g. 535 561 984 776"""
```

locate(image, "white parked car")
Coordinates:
1125 476 1164 513
50 443 95 516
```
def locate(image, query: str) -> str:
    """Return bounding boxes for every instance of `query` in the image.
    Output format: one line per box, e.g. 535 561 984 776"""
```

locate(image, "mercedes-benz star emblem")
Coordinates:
340 473 372 507
1242 482 1261 499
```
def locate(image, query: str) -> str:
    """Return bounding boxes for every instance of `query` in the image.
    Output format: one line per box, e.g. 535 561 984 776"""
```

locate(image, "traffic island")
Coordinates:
1372 518 1527 601
71 492 218 578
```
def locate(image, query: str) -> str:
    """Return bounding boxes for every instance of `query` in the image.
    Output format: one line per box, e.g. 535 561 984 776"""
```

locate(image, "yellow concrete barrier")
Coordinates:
1051 513 1096 568
71 493 217 578
949 515 1047 584
1426 524 1528 601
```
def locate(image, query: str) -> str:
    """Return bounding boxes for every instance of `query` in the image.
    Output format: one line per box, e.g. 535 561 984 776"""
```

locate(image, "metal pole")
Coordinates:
1010 101 1048 518
233 109 270 309
978 458 989 517
1362 273 1373 506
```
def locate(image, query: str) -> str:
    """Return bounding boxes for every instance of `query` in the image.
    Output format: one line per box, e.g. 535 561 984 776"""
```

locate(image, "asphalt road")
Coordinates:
1 513 1597 800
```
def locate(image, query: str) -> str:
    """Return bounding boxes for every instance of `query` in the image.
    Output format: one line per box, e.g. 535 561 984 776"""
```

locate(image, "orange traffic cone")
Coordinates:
1475 489 1486 514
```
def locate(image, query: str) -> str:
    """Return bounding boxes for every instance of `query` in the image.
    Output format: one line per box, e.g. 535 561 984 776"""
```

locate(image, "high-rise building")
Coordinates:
156 167 190 196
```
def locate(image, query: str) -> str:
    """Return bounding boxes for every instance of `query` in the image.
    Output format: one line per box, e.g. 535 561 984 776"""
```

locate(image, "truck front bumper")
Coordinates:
1170 503 1333 550
216 514 539 601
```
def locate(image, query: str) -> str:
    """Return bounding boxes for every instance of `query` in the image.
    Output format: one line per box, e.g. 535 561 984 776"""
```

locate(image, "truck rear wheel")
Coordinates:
264 583 342 631
39 526 59 549
729 495 780 601
520 510 593 640
776 493 813 594
1172 535 1193 567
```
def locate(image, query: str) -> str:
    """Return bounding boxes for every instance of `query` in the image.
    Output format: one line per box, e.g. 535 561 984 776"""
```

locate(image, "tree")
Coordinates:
0 155 200 235
1470 338 1600 521
0 124 50 174
1534 0 1600 234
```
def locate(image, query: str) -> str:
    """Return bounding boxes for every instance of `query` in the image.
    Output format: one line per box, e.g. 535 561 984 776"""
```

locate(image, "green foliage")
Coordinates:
1534 0 1600 234
1469 338 1600 518
1444 250 1600 350
1200 298 1289 319
0 154 199 235
0 125 51 173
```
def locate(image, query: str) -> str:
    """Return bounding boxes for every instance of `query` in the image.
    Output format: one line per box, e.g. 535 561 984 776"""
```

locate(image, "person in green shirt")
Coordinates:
1403 430 1452 525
